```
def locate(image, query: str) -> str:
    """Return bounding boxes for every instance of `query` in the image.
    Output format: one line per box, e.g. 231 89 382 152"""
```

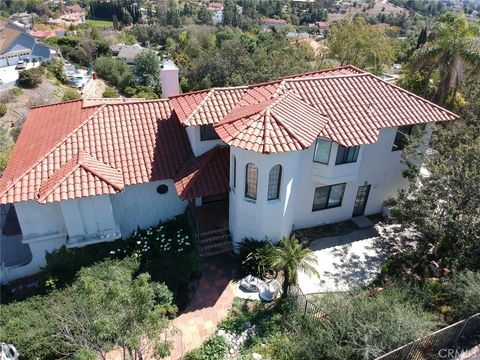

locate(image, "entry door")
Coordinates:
352 184 371 217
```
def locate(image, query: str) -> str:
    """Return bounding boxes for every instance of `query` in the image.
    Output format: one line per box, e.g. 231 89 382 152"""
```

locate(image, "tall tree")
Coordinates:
409 12 480 105
49 258 176 359
135 49 162 94
197 6 213 25
416 26 427 49
223 0 239 27
328 18 395 70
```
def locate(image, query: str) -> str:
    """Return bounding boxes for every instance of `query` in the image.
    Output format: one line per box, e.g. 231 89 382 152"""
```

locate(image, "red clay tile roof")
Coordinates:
0 99 193 204
169 88 247 126
170 66 459 152
174 146 229 200
214 92 329 153
37 150 125 203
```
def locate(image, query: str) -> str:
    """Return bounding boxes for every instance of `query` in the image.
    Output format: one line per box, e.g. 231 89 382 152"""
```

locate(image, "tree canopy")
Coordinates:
328 17 395 70
409 12 480 105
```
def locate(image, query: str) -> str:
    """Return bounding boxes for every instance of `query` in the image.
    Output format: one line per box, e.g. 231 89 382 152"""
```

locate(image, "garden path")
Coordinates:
165 254 236 359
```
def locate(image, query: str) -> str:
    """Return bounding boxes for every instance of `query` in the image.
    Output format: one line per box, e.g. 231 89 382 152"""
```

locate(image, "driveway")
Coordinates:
298 224 409 294
0 63 40 91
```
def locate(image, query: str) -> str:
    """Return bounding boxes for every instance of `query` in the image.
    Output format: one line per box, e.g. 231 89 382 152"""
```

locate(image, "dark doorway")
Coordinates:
352 184 371 217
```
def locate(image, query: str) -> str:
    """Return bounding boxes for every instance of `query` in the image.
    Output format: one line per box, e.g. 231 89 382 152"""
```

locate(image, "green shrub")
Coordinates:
272 288 441 360
449 270 480 318
184 335 228 360
12 87 23 96
62 88 81 101
0 295 71 360
47 59 68 83
0 102 6 117
102 87 119 98
94 56 135 90
44 216 200 309
237 238 274 278
18 67 43 88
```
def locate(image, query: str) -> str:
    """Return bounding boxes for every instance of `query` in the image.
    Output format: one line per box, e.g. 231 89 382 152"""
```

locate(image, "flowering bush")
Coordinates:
108 217 194 262
44 215 200 309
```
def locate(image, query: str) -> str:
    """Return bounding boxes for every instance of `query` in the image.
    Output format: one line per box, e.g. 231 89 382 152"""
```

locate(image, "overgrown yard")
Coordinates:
0 215 202 360
186 272 480 360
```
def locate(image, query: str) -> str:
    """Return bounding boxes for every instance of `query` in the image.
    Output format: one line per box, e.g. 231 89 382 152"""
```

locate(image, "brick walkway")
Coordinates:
165 254 236 359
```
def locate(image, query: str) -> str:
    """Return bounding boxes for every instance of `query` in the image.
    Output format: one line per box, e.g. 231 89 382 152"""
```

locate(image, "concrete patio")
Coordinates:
297 224 409 294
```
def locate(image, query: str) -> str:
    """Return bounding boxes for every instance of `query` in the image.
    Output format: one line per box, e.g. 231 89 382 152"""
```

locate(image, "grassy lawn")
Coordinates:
86 18 114 28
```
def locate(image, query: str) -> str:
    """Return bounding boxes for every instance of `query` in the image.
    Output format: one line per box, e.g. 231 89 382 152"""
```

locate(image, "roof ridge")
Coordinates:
285 73 369 83
269 111 307 149
37 153 82 203
278 65 365 80
30 98 84 109
213 98 274 128
184 89 217 124
0 104 107 197
78 151 124 192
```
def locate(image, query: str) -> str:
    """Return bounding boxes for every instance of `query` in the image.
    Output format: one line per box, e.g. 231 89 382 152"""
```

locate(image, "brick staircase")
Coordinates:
198 227 233 257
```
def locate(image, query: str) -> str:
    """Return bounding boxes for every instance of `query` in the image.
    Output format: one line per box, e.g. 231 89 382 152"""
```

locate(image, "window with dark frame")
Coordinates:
312 183 346 211
200 124 220 141
313 138 332 164
267 165 282 200
245 163 258 200
392 125 413 151
336 145 360 165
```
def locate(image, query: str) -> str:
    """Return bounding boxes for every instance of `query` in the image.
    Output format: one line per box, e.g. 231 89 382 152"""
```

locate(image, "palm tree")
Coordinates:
268 235 319 297
410 12 480 106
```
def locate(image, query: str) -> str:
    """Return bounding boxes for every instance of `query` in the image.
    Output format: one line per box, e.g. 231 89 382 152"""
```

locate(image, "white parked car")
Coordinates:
15 61 27 70
1 343 19 360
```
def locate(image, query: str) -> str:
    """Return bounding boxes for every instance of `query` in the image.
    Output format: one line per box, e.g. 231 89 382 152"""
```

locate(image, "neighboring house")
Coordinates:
47 5 86 27
0 20 54 67
28 29 65 41
207 2 224 24
0 63 459 283
110 43 146 65
261 18 288 28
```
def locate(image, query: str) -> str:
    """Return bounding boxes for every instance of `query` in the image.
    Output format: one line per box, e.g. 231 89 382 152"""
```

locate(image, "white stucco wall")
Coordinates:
229 147 303 248
185 126 225 157
15 201 67 242
111 179 187 237
229 126 415 248
2 201 68 284
60 195 120 247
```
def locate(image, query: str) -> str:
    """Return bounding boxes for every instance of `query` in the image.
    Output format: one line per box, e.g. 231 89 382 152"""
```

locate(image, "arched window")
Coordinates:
245 163 258 200
268 165 282 200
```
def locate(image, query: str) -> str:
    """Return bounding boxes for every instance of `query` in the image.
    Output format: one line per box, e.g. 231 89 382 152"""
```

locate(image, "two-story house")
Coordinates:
0 63 458 283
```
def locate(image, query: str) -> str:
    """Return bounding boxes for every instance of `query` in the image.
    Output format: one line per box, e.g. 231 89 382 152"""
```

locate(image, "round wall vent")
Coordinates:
157 184 168 194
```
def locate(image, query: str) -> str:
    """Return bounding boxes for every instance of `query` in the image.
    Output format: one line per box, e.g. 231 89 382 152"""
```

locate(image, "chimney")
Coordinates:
160 60 180 98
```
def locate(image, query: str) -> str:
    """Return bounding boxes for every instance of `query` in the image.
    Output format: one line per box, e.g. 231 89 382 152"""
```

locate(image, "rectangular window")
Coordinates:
392 125 413 151
313 139 332 164
336 145 360 165
312 183 346 211
200 124 220 141
233 156 236 189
